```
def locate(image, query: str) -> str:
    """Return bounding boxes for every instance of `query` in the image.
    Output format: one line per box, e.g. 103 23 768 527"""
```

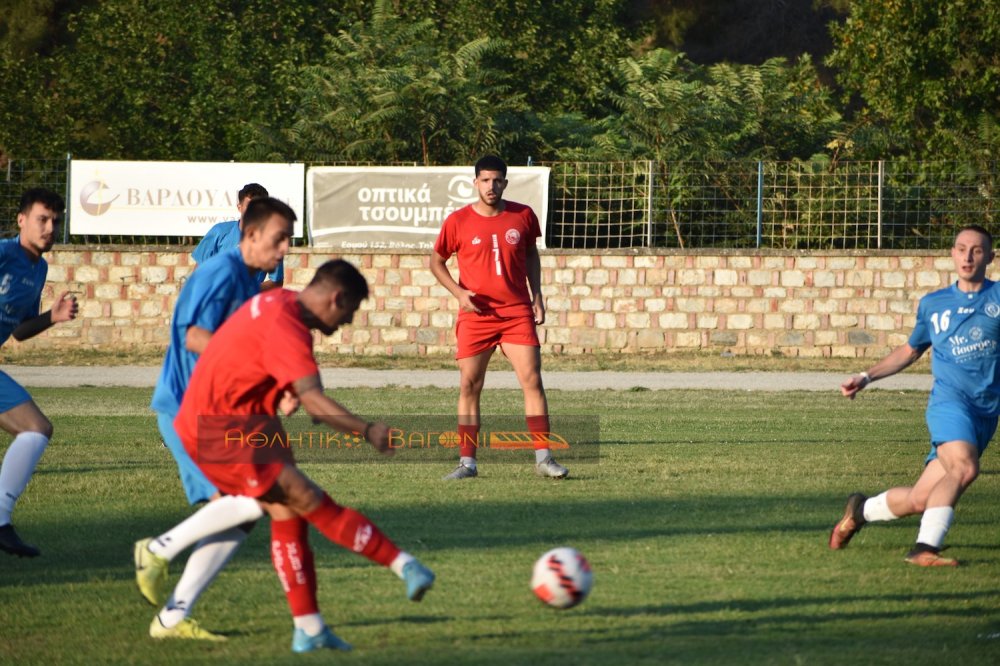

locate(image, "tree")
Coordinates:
596 49 840 162
827 0 1000 161
242 0 531 165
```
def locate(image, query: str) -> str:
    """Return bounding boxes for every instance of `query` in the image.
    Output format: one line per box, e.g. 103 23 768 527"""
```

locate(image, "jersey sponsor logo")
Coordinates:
970 326 984 341
505 229 521 245
472 236 482 245
958 307 975 314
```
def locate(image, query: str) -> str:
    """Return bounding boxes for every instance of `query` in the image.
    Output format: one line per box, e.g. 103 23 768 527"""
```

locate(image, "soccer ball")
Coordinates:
531 547 593 609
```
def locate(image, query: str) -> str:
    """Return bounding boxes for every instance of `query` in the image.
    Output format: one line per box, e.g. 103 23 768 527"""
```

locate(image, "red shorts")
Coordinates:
181 415 294 498
197 461 286 499
456 313 539 359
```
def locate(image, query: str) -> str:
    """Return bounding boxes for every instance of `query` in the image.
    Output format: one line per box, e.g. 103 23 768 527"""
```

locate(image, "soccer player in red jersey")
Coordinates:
430 155 568 480
173 259 434 653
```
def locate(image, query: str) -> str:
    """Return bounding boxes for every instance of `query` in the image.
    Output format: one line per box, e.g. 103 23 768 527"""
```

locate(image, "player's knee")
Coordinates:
31 419 53 439
459 377 485 396
958 464 979 488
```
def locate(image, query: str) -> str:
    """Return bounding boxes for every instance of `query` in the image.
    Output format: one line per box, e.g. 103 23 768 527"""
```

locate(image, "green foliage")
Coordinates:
828 0 1000 162
241 0 530 165
597 50 841 162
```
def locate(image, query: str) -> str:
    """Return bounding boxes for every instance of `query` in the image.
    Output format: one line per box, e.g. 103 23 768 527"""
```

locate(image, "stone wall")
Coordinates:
9 247 962 358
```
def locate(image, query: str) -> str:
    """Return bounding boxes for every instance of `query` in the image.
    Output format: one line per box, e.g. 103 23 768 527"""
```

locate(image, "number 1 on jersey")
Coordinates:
492 234 501 276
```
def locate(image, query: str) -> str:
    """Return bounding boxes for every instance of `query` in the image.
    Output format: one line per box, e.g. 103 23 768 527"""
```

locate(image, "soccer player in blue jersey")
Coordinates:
136 197 294 640
0 189 78 558
831 225 998 567
192 183 284 289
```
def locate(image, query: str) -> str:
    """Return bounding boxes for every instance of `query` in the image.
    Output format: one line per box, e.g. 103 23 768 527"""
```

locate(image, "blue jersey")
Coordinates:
192 220 284 284
909 280 1000 416
151 247 260 415
0 237 47 348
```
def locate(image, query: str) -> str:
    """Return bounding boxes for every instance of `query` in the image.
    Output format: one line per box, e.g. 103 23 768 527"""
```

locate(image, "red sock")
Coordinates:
458 424 480 458
271 517 318 616
526 415 551 450
303 494 400 567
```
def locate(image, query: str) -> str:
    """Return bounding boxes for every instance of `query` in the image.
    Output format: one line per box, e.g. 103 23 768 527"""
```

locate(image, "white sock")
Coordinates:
157 527 249 628
862 491 900 523
534 448 551 464
150 496 264 561
916 506 955 550
0 432 49 524
460 456 477 469
293 613 326 636
390 551 415 578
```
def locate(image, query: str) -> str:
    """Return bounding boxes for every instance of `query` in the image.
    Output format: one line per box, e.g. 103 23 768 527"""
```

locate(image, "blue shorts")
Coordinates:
924 400 996 465
157 411 217 505
0 371 32 413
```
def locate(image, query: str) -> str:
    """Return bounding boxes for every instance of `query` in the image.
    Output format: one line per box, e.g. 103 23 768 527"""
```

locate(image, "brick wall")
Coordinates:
9 247 964 358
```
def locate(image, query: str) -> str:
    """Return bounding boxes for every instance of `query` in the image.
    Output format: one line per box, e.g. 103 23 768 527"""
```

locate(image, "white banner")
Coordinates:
307 166 550 250
69 161 305 236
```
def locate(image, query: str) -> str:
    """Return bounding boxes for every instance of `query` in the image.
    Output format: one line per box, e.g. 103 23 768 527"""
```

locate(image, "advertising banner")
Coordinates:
307 166 550 250
69 161 305 236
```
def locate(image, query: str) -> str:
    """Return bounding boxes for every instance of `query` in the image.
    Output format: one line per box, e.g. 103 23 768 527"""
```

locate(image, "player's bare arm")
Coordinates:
11 291 78 341
184 325 213 354
292 374 393 454
841 342 924 399
429 252 480 314
526 245 545 325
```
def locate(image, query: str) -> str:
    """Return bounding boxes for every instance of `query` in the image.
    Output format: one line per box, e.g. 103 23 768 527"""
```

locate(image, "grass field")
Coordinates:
1 385 998 665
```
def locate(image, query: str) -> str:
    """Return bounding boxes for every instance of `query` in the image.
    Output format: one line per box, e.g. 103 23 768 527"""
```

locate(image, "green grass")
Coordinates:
1 386 998 665
0 346 933 374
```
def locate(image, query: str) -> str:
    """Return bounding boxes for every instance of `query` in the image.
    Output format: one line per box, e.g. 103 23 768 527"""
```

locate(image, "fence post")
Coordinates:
877 160 884 249
63 153 72 244
756 161 763 248
646 160 654 248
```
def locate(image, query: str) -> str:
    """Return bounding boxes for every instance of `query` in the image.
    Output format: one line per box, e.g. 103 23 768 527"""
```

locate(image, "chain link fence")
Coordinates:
3 157 995 249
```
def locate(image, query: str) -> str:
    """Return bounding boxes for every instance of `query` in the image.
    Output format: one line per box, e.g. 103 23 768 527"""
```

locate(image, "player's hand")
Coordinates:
459 290 482 314
278 390 300 416
533 294 545 325
51 291 78 323
365 421 395 456
840 374 869 400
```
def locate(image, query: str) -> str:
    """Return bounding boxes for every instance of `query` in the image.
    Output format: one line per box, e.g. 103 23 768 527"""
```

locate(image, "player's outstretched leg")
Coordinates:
301 492 435 601
829 492 867 549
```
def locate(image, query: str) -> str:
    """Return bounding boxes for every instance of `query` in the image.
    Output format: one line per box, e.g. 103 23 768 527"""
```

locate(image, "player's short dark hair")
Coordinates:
241 197 296 237
238 183 269 201
958 225 993 249
310 259 369 302
19 188 65 216
475 155 507 178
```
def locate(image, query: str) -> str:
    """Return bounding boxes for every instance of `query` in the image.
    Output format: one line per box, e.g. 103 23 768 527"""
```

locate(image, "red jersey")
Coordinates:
434 201 540 318
175 289 318 486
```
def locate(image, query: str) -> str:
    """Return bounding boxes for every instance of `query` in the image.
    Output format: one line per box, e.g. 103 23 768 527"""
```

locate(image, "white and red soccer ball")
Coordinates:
531 547 593 609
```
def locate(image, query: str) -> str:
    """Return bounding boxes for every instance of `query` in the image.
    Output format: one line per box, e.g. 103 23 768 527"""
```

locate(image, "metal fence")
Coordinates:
3 157 995 249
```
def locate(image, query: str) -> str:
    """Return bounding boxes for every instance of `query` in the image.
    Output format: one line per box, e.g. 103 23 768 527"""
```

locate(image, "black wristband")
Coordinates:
363 422 372 440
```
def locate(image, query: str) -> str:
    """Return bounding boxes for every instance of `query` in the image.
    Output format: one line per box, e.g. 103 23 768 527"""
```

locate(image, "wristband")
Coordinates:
363 422 372 440
859 372 871 385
